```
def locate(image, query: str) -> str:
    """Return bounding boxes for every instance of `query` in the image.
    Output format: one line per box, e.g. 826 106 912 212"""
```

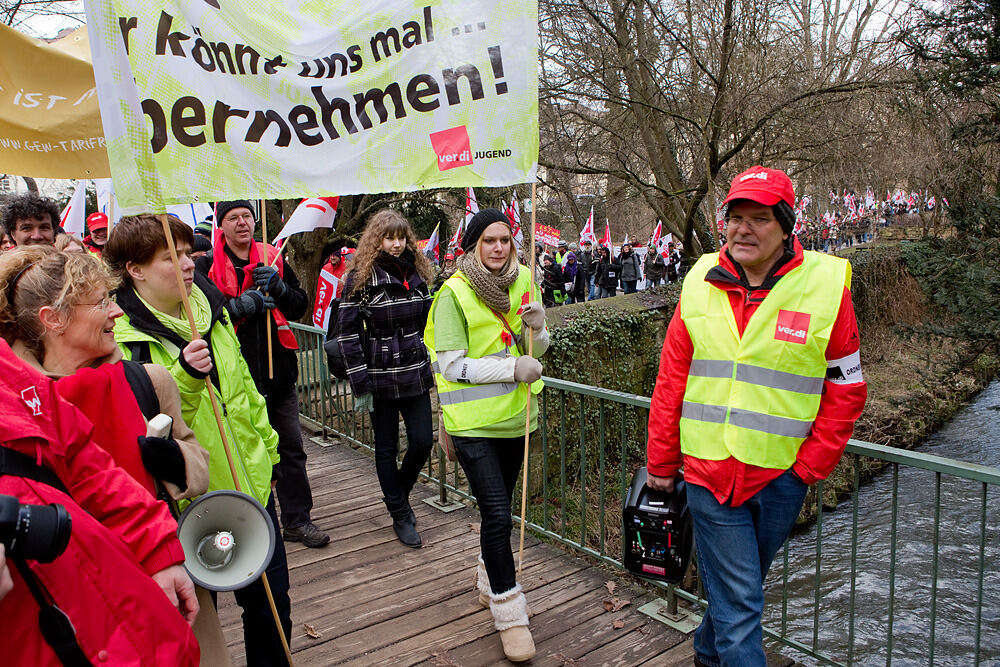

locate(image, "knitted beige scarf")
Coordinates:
456 253 520 313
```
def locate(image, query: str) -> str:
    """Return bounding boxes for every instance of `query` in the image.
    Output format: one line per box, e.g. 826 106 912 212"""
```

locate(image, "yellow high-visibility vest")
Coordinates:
678 250 850 468
424 266 543 434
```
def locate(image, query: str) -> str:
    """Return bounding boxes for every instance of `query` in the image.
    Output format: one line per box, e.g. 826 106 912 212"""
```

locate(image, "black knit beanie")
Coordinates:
215 200 255 223
462 208 510 252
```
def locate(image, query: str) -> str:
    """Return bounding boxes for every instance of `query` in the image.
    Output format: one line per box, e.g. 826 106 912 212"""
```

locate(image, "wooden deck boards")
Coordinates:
216 432 692 666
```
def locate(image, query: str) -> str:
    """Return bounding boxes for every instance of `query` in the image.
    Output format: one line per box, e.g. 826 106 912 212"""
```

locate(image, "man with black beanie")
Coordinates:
196 200 329 548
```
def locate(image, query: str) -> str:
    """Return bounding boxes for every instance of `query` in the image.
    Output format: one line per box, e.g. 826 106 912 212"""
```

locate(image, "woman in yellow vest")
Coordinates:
425 209 548 663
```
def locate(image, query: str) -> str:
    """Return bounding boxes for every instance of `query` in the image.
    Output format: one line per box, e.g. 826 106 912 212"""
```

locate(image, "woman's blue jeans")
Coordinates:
687 469 808 667
452 434 524 594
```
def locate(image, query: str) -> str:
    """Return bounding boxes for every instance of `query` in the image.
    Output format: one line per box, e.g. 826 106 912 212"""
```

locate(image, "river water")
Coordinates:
762 381 1000 666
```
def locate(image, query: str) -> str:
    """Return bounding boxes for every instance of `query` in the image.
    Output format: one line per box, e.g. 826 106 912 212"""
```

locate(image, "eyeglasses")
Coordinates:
78 296 113 312
726 215 777 230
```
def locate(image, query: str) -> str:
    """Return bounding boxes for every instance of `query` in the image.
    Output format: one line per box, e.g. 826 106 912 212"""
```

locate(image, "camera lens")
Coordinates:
16 503 72 563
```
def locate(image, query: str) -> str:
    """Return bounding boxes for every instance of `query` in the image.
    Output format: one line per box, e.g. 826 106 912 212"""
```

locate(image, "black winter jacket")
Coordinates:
336 250 433 399
195 248 309 397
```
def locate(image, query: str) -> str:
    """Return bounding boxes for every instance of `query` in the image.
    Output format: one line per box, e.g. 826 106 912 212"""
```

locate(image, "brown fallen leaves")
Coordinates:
469 522 481 534
603 580 631 628
303 623 322 639
552 653 582 666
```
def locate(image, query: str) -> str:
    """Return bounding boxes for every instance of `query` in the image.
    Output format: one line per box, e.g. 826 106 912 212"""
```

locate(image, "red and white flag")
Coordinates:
311 267 341 330
506 199 524 248
656 232 673 258
274 197 339 243
60 181 87 238
648 220 662 248
448 215 463 251
464 187 479 226
599 219 612 250
423 223 440 262
579 206 597 245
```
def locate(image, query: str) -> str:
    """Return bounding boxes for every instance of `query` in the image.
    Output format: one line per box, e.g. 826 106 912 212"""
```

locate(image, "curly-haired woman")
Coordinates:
336 209 436 547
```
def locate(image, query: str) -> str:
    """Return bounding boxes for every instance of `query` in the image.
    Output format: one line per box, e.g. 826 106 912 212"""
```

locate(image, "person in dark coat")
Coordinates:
195 200 329 548
336 209 436 547
644 243 666 287
595 246 620 298
562 252 587 303
540 254 564 307
616 242 641 294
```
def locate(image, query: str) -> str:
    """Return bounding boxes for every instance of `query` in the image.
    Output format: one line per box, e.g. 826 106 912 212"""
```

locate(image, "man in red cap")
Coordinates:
645 166 867 666
82 212 109 257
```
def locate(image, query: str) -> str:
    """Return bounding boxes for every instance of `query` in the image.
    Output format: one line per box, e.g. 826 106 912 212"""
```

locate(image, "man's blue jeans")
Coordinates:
587 274 596 300
688 469 807 667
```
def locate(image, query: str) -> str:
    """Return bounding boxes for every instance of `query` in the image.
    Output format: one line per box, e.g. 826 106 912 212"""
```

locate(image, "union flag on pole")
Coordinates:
648 220 662 248
599 219 612 250
422 223 441 263
506 198 523 248
274 196 339 242
579 206 597 245
60 181 87 238
465 187 479 226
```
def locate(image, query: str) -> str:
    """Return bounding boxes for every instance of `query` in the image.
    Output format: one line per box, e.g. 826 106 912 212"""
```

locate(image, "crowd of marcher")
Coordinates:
1 164 866 667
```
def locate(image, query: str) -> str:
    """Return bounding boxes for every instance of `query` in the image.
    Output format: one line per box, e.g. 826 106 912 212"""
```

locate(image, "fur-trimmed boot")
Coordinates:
474 555 491 608
476 559 531 615
489 585 535 663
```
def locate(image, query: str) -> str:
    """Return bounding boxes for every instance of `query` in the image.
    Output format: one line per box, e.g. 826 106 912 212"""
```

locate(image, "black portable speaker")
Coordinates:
622 467 694 583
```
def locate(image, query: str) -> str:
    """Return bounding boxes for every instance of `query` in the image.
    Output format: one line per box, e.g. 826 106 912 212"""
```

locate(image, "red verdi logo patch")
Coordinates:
774 309 810 344
429 126 473 171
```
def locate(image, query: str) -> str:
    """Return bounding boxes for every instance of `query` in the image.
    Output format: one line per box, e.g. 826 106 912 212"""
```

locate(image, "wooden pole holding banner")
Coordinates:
156 214 294 666
260 200 275 380
517 182 537 576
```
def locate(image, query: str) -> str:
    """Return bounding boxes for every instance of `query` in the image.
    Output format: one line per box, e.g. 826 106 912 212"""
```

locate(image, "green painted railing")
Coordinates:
291 323 998 666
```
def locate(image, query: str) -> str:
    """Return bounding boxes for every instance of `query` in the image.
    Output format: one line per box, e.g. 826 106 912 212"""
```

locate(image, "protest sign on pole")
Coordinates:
85 1 539 212
0 25 111 178
274 197 339 243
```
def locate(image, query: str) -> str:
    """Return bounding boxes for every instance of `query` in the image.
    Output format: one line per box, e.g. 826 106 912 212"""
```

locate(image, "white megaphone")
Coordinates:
177 490 276 591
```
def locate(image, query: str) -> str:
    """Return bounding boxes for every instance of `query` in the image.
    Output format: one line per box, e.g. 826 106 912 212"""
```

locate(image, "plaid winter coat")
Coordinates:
336 251 434 399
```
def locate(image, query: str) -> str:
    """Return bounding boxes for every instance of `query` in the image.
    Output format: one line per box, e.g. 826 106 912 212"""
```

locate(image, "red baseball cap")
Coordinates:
341 247 356 256
723 166 795 208
86 212 109 230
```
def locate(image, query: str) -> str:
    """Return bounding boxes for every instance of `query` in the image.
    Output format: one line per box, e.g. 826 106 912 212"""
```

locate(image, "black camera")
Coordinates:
0 494 72 563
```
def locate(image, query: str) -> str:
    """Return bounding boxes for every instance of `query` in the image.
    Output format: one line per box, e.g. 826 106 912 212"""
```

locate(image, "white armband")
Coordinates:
826 350 863 385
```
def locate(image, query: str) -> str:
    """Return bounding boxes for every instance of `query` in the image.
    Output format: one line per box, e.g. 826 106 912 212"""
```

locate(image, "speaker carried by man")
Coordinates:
622 467 693 583
177 490 276 591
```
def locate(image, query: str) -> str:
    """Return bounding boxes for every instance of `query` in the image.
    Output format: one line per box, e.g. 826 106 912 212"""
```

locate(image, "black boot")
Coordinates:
383 497 421 548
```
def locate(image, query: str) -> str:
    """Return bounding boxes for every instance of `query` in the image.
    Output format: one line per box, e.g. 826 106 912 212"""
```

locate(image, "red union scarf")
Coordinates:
209 229 298 350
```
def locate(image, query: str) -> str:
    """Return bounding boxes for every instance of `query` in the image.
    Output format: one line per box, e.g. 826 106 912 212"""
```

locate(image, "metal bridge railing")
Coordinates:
291 323 998 666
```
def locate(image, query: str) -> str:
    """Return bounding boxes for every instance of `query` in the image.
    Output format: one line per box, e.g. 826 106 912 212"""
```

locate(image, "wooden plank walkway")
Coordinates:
216 430 694 666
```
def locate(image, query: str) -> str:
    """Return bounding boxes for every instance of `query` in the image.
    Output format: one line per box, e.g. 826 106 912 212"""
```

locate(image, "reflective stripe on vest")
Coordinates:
678 250 850 468
424 266 543 433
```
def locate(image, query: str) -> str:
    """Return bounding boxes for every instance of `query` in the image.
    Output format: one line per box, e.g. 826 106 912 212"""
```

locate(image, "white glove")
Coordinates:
521 301 546 330
513 356 543 383
353 393 374 413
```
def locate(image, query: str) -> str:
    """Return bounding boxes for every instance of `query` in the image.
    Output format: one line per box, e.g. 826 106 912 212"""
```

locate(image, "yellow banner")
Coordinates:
0 25 110 178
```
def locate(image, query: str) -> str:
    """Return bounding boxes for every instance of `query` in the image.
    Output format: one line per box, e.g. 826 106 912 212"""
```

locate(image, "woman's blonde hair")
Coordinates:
0 246 117 356
54 234 86 253
348 209 434 296
469 222 518 275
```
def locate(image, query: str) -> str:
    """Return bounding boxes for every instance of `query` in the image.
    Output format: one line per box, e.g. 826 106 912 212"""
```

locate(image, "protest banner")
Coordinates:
535 223 560 246
0 25 110 178
85 1 539 211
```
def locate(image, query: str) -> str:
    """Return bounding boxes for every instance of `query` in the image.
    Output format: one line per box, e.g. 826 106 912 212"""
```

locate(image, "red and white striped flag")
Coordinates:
274 196 339 243
464 187 479 226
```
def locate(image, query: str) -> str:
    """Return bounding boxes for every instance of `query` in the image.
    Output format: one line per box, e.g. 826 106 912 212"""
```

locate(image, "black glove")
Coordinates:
252 264 288 299
226 290 275 320
138 436 187 491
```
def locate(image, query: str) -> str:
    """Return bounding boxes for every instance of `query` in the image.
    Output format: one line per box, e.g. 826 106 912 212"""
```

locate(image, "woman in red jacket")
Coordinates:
0 338 200 665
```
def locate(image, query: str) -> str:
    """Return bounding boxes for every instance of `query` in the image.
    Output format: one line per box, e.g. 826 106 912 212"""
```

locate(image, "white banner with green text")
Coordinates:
84 0 538 211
